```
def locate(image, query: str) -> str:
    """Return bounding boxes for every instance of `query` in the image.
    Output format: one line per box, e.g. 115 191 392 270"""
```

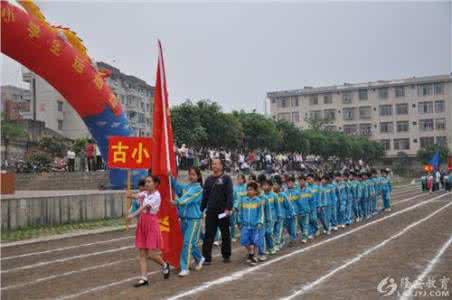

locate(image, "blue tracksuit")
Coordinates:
318 184 331 232
276 191 296 244
298 187 311 240
336 181 348 225
358 180 370 218
381 176 392 209
238 196 264 247
232 184 247 238
306 183 320 236
258 192 274 255
287 187 302 239
368 179 376 216
345 180 356 224
329 183 338 228
261 191 279 253
171 178 203 271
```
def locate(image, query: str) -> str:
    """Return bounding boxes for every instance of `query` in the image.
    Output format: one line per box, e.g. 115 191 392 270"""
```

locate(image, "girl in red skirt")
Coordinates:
127 176 170 287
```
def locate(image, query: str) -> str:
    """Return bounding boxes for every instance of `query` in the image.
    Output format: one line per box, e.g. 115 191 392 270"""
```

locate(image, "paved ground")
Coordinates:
1 184 451 300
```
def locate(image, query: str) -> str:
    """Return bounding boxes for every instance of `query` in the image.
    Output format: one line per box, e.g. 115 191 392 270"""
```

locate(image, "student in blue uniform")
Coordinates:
380 169 392 212
237 181 264 266
306 174 320 238
318 175 332 235
297 176 311 243
171 167 205 277
345 172 356 225
329 175 339 231
273 175 296 250
261 178 279 255
286 175 301 243
232 174 247 242
335 173 348 229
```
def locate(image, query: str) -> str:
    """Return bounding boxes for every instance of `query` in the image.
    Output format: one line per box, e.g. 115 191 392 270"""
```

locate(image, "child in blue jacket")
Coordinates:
232 174 247 241
380 169 392 211
171 167 205 277
273 175 296 249
238 181 264 266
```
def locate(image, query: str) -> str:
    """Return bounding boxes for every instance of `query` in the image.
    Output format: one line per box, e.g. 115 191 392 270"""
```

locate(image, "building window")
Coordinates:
418 101 433 114
57 101 63 112
396 121 409 132
434 83 444 95
394 138 410 150
344 125 357 135
343 108 356 121
342 92 353 104
420 137 435 148
359 106 372 120
436 136 447 146
292 112 300 123
309 110 322 120
277 112 291 122
291 96 299 107
324 125 337 132
435 118 446 130
380 139 391 151
271 98 276 104
359 123 372 136
309 95 319 105
324 109 336 121
380 122 393 133
395 86 405 98
418 84 432 96
419 119 434 131
434 100 445 113
277 97 289 108
379 105 392 116
396 103 409 115
358 89 368 101
378 88 388 99
57 120 63 130
323 94 333 104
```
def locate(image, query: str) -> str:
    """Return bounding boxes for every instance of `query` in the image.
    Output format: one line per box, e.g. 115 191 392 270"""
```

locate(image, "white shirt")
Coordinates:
67 150 75 159
143 191 161 215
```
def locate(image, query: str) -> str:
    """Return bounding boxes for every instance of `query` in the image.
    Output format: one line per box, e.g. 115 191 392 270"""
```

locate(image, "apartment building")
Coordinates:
268 74 452 157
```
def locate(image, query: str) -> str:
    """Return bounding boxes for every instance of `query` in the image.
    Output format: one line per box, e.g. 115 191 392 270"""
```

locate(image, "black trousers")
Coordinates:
202 211 231 261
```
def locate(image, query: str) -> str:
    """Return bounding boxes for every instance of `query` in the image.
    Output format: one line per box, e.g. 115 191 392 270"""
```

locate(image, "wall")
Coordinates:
15 171 109 190
1 190 127 230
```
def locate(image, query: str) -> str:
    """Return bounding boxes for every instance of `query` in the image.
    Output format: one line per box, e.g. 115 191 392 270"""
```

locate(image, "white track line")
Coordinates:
166 192 451 300
280 201 452 300
2 236 134 261
1 245 134 274
399 234 452 300
1 258 135 291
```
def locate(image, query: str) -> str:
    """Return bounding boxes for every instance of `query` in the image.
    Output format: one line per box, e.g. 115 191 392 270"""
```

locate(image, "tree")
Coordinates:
38 136 66 157
304 115 333 131
72 137 89 154
1 114 27 161
274 119 309 153
416 143 449 165
233 111 280 151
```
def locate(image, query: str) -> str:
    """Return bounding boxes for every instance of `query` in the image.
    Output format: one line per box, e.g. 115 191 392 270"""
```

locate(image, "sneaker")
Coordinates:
133 278 149 288
161 263 170 279
195 257 205 271
223 257 231 263
315 230 321 237
246 254 252 264
258 255 267 262
341 225 346 229
213 241 220 247
386 208 392 212
178 270 190 277
323 230 327 234
326 230 331 235
250 255 258 265
333 226 338 231
301 239 307 244
231 238 237 242
308 235 314 240
268 249 276 255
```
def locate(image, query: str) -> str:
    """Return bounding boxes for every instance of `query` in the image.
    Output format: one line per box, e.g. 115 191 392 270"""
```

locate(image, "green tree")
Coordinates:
274 119 309 153
233 111 280 151
416 144 449 164
1 114 27 161
38 136 66 157
72 138 89 154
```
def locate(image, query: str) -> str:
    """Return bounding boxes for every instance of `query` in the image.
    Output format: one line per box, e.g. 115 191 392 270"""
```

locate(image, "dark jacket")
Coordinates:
201 173 233 213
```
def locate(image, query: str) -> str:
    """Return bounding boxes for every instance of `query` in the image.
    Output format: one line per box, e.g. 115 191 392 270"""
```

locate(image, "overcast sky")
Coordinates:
1 1 451 112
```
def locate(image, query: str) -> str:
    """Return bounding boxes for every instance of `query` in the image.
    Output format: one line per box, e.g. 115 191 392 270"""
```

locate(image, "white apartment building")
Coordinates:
18 62 153 140
268 74 452 158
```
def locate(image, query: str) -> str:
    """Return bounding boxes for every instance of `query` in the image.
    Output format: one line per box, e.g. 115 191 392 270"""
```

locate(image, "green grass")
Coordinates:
1 217 127 242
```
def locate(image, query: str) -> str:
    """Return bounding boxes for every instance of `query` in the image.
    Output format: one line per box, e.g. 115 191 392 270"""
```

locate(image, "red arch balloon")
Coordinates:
1 1 122 118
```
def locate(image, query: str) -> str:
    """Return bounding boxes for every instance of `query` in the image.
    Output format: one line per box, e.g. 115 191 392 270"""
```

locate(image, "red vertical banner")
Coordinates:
151 40 182 268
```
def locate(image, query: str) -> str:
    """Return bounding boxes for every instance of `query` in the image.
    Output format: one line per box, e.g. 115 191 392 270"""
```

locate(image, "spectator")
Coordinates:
67 148 76 172
86 140 95 172
95 144 103 170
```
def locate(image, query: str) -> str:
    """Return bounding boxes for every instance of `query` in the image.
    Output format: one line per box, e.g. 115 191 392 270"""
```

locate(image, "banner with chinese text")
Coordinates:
107 136 152 169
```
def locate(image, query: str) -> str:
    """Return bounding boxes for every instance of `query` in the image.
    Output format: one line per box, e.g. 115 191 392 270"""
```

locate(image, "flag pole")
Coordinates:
158 40 173 201
125 169 131 231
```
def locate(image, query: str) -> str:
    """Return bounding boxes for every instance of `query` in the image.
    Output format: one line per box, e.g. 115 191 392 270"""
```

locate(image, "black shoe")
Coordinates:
162 263 170 279
134 279 149 287
223 257 231 263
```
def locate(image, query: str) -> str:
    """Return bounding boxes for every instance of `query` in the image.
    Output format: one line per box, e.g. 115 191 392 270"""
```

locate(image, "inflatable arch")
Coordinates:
1 0 145 188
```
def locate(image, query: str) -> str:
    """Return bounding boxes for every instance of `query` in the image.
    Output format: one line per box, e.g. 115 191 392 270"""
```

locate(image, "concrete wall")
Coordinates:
16 171 109 190
1 191 127 230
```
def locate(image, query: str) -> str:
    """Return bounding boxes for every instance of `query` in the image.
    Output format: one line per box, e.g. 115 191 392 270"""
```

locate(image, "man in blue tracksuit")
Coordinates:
237 181 264 266
380 169 392 212
335 174 348 229
318 175 332 235
171 172 205 277
232 174 247 241
273 175 296 249
306 174 320 238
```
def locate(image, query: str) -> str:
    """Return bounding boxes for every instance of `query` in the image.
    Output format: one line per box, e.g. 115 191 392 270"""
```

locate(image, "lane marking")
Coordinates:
280 202 452 300
1 246 134 274
166 192 451 300
399 234 452 300
2 236 134 261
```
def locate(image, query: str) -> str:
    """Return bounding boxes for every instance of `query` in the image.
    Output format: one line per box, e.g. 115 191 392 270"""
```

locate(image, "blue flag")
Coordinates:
429 151 440 171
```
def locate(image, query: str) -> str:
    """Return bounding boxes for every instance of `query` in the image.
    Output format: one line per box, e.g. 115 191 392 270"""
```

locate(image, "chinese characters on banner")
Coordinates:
107 136 153 169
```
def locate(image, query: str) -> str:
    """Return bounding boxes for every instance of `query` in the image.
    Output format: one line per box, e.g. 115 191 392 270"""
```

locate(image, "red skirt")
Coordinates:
135 213 162 250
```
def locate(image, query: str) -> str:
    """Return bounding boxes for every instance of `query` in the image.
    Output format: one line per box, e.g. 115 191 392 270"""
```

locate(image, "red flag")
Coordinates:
151 40 182 268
